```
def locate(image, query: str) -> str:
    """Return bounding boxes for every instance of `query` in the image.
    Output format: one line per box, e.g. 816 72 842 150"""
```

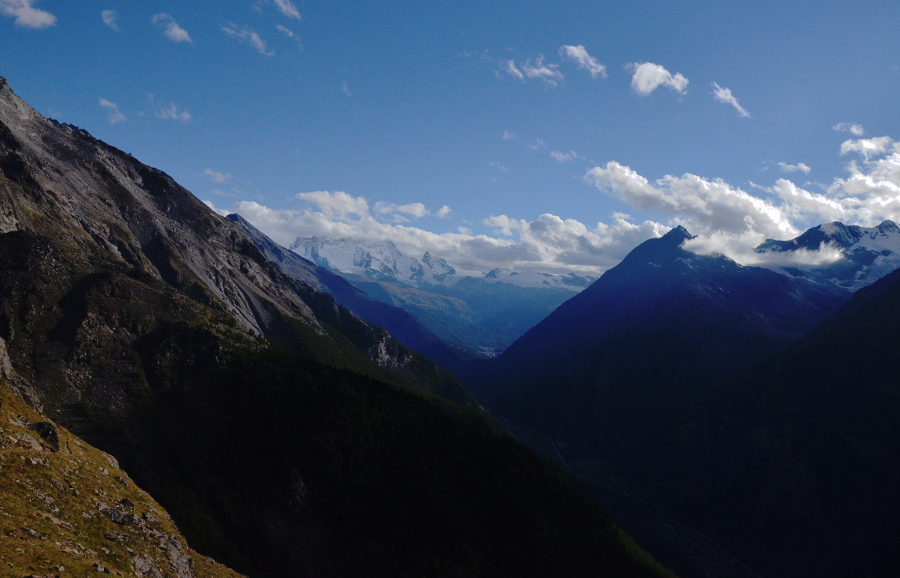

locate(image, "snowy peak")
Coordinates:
757 220 900 291
289 236 596 291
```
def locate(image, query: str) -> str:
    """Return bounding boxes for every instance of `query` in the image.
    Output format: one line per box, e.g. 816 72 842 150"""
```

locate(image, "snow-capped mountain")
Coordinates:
757 220 900 291
289 236 597 290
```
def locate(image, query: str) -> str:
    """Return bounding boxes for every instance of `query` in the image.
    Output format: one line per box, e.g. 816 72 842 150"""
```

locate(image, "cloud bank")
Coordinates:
587 135 900 264
210 134 900 275
208 192 668 275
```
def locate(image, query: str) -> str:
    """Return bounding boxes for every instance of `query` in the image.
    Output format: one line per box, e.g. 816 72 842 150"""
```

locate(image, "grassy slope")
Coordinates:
0 379 242 578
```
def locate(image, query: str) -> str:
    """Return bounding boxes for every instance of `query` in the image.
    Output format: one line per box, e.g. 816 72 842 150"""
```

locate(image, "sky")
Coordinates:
3 0 900 274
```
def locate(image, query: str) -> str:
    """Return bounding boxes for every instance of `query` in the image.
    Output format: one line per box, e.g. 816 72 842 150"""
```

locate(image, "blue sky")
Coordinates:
4 0 900 273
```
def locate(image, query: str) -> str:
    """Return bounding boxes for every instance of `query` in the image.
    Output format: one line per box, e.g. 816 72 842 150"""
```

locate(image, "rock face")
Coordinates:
0 76 466 414
477 226 851 461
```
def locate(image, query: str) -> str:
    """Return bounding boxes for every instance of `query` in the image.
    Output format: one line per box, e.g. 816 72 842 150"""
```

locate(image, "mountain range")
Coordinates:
756 219 900 290
291 236 596 355
0 76 674 577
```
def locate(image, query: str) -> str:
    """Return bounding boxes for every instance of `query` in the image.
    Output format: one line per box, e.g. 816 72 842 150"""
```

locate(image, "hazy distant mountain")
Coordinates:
757 219 900 290
634 260 900 577
290 236 596 355
228 213 471 377
290 235 597 290
478 226 851 460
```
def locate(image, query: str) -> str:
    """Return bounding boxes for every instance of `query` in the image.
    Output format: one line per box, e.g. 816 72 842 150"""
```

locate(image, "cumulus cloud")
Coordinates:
712 82 750 118
342 80 352 97
101 9 119 31
778 162 811 174
152 13 192 43
215 192 668 275
222 22 273 55
558 45 606 78
154 101 191 122
0 0 55 28
586 134 900 266
98 98 126 124
203 169 232 183
839 136 893 161
833 122 865 136
585 161 795 240
627 62 688 96
270 0 301 19
437 205 452 218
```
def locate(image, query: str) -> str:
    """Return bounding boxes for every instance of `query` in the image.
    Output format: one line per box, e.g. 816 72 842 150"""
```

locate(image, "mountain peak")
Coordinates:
661 225 695 244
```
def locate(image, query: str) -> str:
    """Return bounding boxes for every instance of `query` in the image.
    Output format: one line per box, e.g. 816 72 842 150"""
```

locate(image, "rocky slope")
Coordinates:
228 213 472 377
0 378 242 578
0 74 468 410
0 76 675 577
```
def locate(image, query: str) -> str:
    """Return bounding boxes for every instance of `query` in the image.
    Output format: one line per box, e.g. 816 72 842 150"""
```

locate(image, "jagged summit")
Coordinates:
757 219 900 290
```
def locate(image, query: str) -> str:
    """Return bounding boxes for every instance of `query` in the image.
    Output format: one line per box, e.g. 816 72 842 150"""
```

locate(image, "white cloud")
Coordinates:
154 101 191 122
374 201 430 222
550 150 579 163
342 80 352 97
270 0 301 19
839 136 893 161
585 161 796 240
501 130 518 141
779 162 811 174
558 45 607 78
833 122 865 136
500 60 524 81
522 55 564 87
0 0 55 29
101 9 119 31
221 194 668 275
276 24 298 39
98 98 126 124
437 205 452 218
222 23 273 56
489 161 509 173
152 13 192 43
203 169 232 183
712 82 750 118
585 135 900 266
297 191 369 219
627 62 688 96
